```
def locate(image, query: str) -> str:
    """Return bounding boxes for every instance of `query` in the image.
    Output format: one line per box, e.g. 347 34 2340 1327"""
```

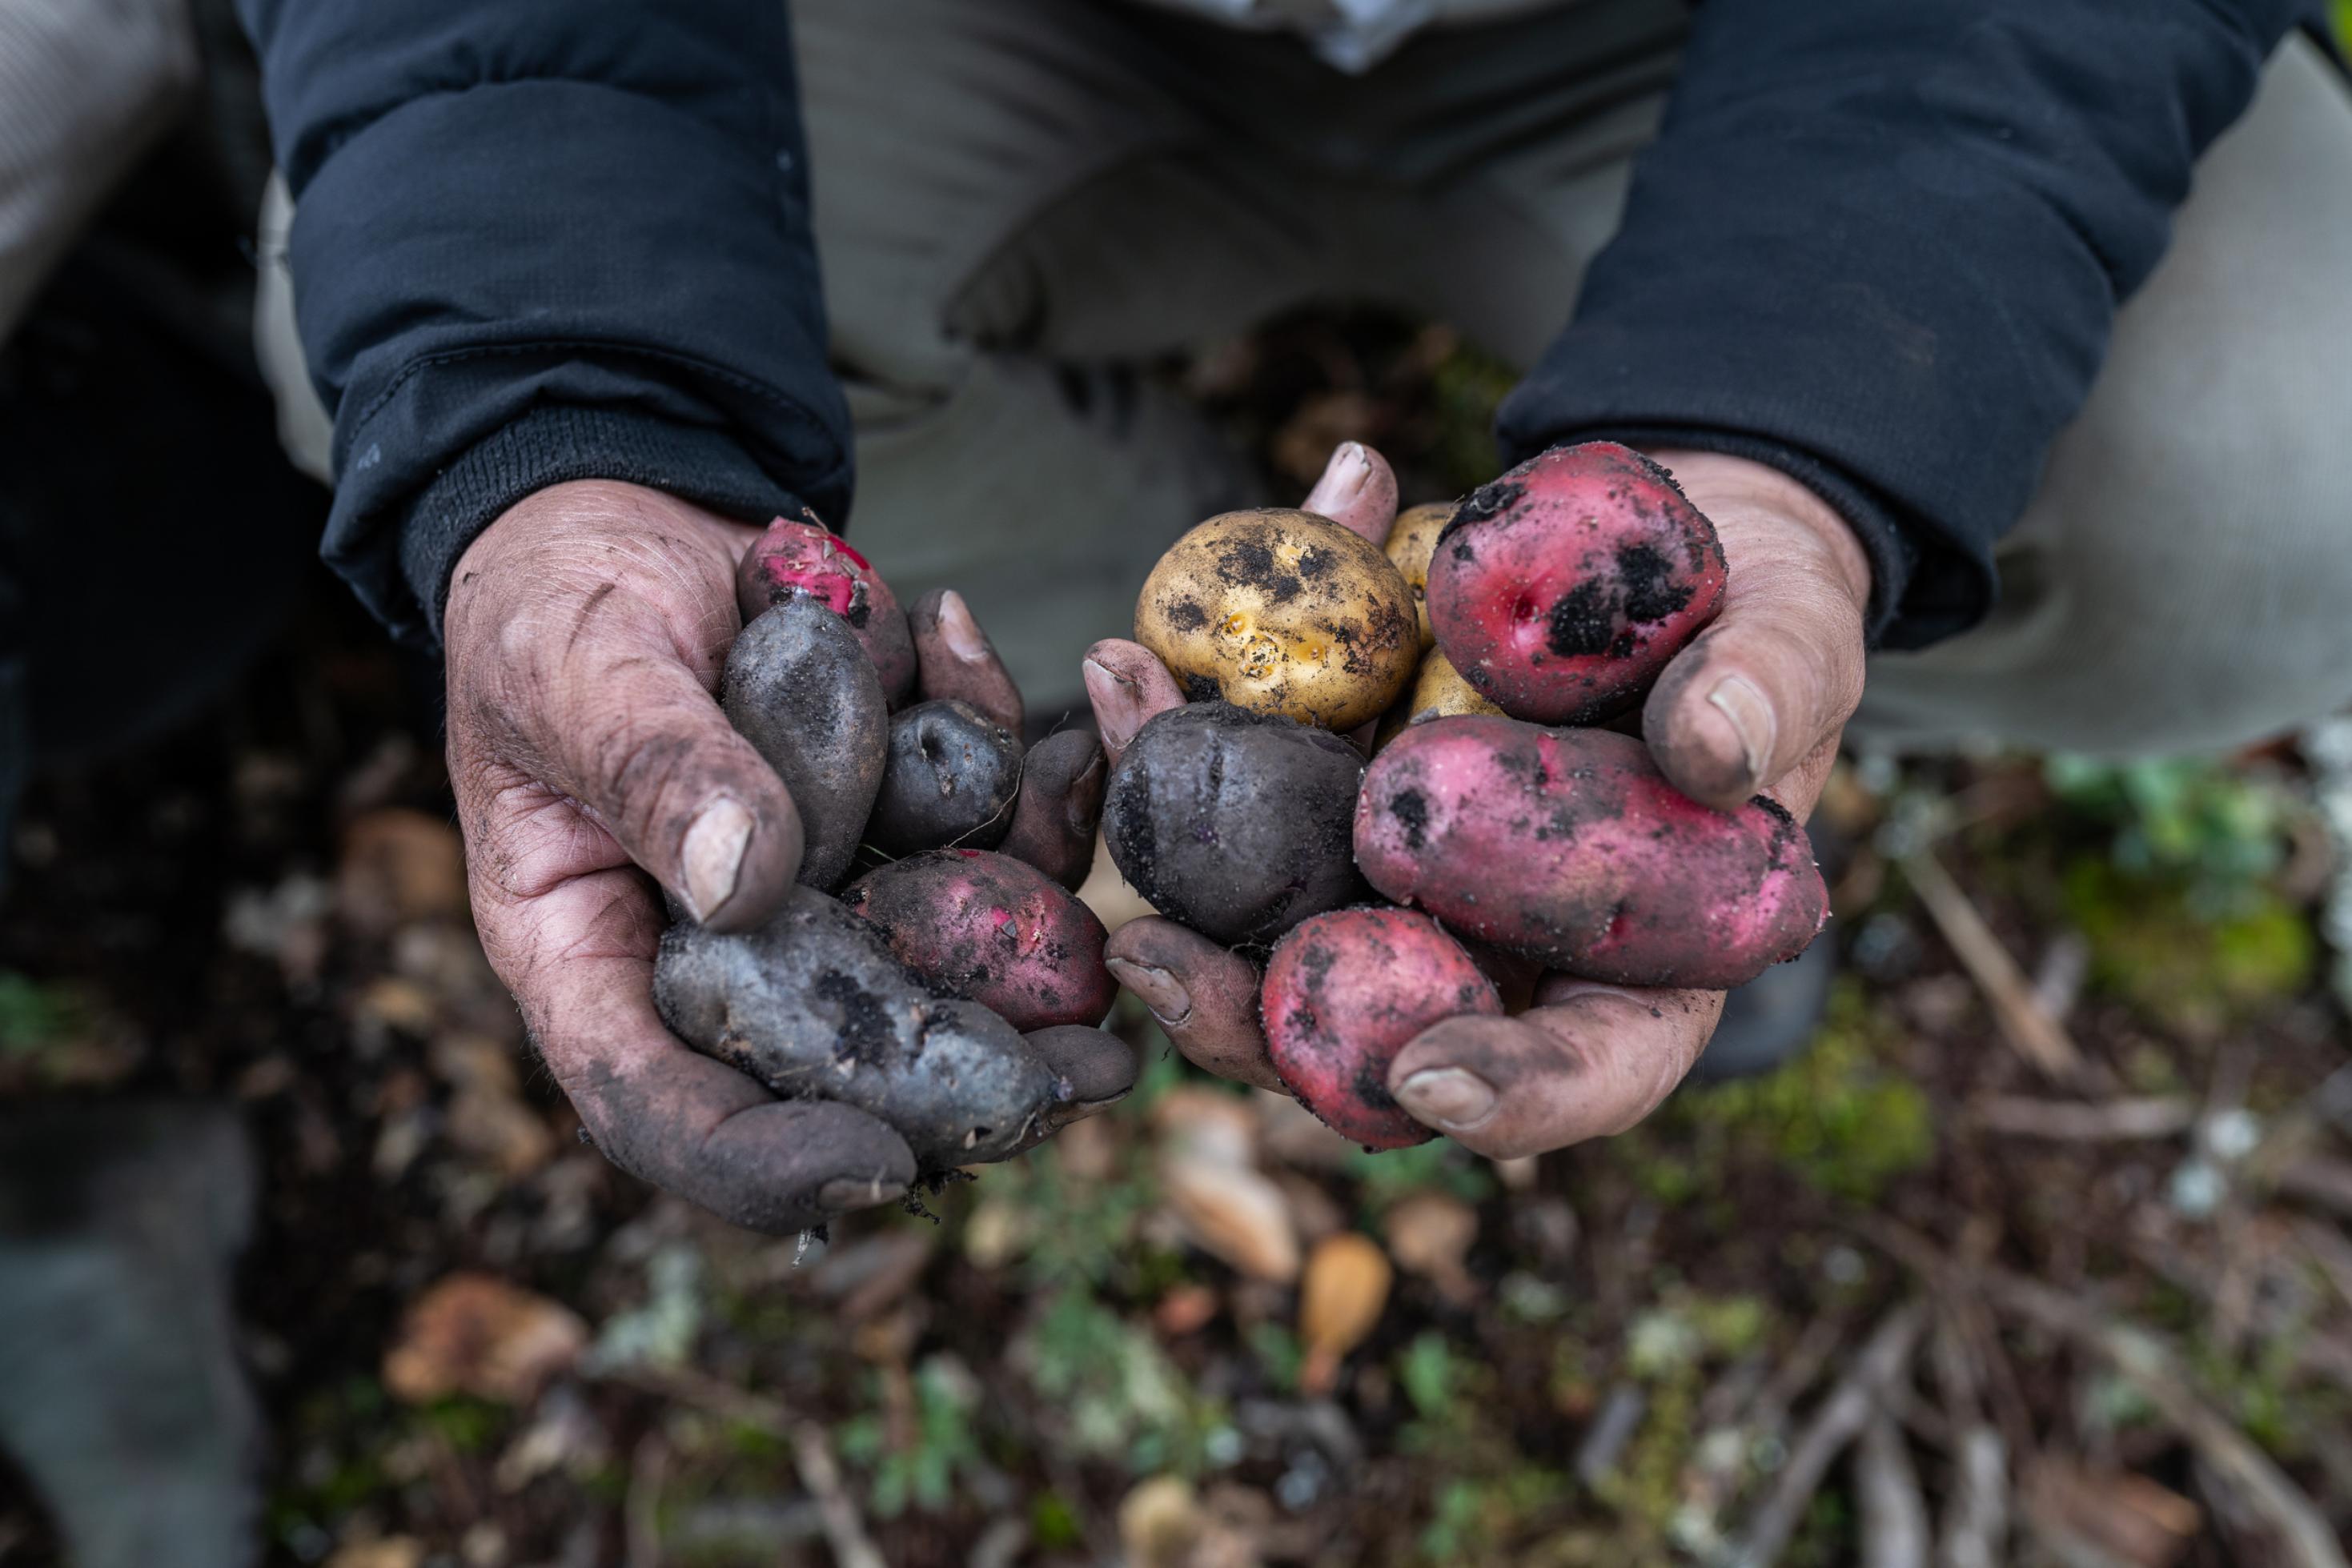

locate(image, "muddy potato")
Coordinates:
1354 717 1826 989
1428 442 1726 725
1102 703 1367 948
736 515 917 704
720 597 888 891
1135 509 1418 732
1383 502 1454 650
1261 908 1502 1149
654 886 1062 1167
843 849 1116 1031
865 699 1023 857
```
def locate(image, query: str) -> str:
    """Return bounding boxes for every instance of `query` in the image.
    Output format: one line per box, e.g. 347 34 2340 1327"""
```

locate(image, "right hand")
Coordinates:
444 480 1131 1234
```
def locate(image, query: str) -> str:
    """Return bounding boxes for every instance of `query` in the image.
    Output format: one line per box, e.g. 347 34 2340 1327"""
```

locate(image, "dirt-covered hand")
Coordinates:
444 481 1134 1233
1386 450 1867 1156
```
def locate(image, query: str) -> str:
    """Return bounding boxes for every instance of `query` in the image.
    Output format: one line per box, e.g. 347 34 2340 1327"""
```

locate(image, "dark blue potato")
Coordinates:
1102 702 1367 948
654 886 1063 1168
720 596 888 892
865 699 1023 857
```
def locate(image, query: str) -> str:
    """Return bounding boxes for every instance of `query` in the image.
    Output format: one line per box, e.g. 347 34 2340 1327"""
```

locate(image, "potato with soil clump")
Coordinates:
1134 509 1418 732
1102 703 1367 947
736 515 917 704
1261 908 1501 1149
843 850 1115 1032
720 596 887 892
1427 442 1725 725
1354 717 1825 989
654 886 1064 1166
865 699 1023 857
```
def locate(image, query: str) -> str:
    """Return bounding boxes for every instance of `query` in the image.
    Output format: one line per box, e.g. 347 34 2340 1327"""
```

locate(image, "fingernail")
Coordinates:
1084 659 1141 752
1106 957 1190 1028
817 1177 908 1213
680 798 754 923
1706 675 1776 791
1395 1067 1498 1129
1304 442 1371 512
938 590 989 664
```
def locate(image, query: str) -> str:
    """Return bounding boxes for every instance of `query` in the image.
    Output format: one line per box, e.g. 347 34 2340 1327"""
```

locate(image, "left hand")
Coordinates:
1090 444 1871 1155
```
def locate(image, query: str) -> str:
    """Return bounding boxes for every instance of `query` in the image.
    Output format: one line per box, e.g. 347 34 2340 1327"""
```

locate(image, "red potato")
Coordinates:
736 514 917 704
1261 908 1502 1150
842 849 1116 1032
1353 718 1826 989
1427 442 1726 725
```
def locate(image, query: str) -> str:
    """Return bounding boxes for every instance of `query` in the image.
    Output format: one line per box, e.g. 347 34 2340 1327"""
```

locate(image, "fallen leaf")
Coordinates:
1161 1156 1299 1283
339 808 468 932
326 1539 424 1568
383 1273 587 1405
1154 1283 1222 1337
1298 1232 1392 1395
1154 1089 1261 1169
1255 1090 1358 1169
2022 1458 2200 1568
1383 1192 1479 1303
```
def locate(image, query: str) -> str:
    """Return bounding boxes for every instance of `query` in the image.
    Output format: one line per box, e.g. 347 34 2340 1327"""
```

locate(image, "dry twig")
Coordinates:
1727 1302 1928 1568
1857 1410 1930 1568
1900 850 2083 1079
1969 1095 2195 1142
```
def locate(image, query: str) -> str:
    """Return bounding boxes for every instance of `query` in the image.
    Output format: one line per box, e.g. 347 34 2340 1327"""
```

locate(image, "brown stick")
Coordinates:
1857 1410 1930 1568
1900 851 2083 1080
1968 1094 2194 1141
1727 1302 1928 1568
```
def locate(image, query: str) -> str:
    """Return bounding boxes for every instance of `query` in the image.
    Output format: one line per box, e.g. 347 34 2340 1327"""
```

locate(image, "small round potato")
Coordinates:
1383 502 1454 651
1134 509 1419 732
1373 646 1505 752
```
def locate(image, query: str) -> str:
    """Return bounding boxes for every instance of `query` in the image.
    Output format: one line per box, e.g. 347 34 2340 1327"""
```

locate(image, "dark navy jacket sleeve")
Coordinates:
235 0 852 647
1499 1 2317 648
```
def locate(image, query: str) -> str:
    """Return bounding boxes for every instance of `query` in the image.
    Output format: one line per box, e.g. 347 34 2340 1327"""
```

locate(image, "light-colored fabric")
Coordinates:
795 0 2352 752
0 0 198 343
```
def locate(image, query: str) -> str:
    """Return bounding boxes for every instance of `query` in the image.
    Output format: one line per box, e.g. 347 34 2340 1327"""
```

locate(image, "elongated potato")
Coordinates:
1427 443 1726 725
1134 509 1418 731
1354 718 1826 989
1383 501 1454 650
1102 703 1366 947
1261 908 1501 1149
843 849 1115 1031
654 887 1062 1166
865 699 1023 857
736 515 917 703
720 597 887 891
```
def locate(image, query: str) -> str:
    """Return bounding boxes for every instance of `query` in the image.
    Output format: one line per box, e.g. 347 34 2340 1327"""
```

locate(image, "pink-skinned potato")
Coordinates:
1261 908 1502 1150
1427 442 1726 725
736 514 917 704
1353 717 1826 989
841 849 1116 1032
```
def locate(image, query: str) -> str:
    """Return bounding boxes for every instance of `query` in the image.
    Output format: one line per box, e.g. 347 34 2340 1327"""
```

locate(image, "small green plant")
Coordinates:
0 972 85 1055
2045 755 2294 916
2065 859 2314 1029
1351 1138 1495 1213
1022 1285 1230 1475
1427 340 1520 494
836 1357 986 1518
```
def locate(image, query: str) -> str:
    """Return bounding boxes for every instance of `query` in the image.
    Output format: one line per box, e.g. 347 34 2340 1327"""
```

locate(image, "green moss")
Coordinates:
2065 860 2314 1029
1669 981 1934 1201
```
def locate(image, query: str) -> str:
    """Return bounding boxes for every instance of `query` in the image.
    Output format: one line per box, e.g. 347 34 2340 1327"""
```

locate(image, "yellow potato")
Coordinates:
1135 509 1419 731
1383 501 1455 650
1374 646 1506 752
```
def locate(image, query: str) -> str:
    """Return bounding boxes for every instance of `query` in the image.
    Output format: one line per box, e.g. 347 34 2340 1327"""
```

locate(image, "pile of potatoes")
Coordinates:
653 519 1118 1170
1104 441 1828 1149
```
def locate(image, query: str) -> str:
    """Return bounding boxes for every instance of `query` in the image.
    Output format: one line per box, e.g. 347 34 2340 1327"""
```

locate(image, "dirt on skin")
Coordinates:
995 729 1107 890
1102 703 1368 948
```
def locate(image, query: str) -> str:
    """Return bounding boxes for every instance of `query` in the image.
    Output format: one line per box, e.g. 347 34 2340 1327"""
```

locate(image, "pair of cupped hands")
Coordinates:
445 442 1870 1234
